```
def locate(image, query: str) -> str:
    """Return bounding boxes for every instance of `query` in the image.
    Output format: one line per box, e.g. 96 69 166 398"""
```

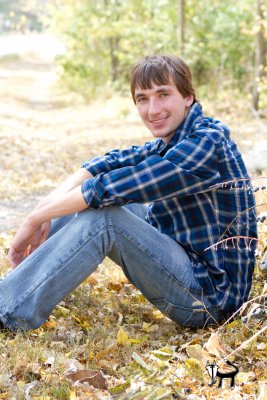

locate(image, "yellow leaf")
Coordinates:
17 380 25 391
72 314 82 324
117 327 131 346
142 322 159 332
72 314 90 329
56 305 70 317
109 379 131 395
152 347 173 361
43 319 57 330
69 390 77 400
129 338 141 344
132 352 153 371
184 358 204 382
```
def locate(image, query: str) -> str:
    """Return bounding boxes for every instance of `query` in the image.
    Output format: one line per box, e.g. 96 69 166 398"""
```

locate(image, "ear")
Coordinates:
185 94 194 107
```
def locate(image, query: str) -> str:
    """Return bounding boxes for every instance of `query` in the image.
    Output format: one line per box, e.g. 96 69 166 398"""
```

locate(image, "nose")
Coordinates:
148 97 161 117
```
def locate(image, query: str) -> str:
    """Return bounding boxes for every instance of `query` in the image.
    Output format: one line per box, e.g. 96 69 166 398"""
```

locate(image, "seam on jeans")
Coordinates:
111 224 203 296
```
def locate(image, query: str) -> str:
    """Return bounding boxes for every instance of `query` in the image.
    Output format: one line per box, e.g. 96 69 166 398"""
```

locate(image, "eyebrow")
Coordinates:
134 86 172 100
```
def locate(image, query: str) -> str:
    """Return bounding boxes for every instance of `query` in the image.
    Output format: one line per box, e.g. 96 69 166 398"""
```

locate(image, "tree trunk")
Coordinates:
109 37 120 83
252 0 266 111
178 0 185 56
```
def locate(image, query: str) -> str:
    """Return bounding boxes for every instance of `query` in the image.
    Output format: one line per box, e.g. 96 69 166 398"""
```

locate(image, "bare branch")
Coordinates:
204 236 258 252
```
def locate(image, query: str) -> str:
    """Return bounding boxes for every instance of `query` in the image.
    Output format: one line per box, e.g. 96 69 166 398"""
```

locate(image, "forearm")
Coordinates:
35 168 93 209
27 186 88 226
9 171 92 267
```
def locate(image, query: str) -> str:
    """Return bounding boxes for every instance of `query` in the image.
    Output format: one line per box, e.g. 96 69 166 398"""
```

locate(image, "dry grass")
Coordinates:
0 41 266 399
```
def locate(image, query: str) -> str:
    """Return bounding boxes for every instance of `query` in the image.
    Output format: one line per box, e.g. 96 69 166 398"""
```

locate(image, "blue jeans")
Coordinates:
0 204 223 331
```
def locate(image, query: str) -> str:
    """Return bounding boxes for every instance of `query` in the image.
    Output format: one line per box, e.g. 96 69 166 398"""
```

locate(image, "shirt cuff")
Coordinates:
81 176 106 209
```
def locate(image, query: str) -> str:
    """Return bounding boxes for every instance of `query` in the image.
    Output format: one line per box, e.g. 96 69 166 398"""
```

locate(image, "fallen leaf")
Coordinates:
204 332 226 358
108 281 123 292
109 379 131 395
186 344 205 365
151 347 173 361
117 327 131 346
42 319 57 330
67 370 107 390
142 322 159 333
83 275 98 285
184 358 204 382
69 390 77 400
132 352 153 371
64 358 83 374
256 342 266 350
44 356 55 366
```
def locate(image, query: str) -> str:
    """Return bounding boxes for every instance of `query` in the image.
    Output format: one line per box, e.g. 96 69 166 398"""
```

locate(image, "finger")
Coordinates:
40 234 48 245
40 223 51 244
27 244 40 255
8 248 24 268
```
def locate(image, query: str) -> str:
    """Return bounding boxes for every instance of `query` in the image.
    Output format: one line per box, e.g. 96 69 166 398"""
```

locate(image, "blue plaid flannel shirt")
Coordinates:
81 102 257 314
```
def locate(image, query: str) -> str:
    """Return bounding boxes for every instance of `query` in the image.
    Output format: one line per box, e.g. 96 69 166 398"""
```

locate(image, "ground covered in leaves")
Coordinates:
0 34 266 399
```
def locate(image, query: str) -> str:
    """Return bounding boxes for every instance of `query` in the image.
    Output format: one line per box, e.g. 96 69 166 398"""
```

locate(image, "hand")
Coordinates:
26 220 51 256
8 219 44 268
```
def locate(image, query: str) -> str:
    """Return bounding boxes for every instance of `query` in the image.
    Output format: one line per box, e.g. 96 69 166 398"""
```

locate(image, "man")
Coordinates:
0 55 257 332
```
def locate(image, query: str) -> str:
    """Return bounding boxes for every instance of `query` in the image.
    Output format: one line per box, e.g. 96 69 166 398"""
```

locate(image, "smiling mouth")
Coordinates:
150 116 168 125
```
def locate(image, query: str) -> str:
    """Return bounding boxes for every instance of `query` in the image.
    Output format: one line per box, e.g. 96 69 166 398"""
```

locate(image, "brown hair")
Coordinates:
130 55 197 104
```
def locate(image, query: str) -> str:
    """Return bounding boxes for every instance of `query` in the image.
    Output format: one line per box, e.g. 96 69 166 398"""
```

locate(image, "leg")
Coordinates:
108 205 222 328
0 205 221 331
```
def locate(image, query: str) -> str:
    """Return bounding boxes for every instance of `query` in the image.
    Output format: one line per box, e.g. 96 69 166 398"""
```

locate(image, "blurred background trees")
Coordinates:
0 0 46 32
0 0 266 112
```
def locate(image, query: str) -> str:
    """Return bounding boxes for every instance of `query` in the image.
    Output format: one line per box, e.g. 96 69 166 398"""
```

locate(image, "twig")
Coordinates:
209 176 267 190
204 236 258 251
224 324 267 360
217 293 267 332
218 203 266 242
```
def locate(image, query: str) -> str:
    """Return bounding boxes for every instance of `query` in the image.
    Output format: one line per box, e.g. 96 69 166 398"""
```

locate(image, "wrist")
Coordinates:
25 211 44 227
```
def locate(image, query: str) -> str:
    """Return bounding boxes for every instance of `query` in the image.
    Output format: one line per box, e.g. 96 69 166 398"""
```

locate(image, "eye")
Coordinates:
159 92 169 98
136 97 147 104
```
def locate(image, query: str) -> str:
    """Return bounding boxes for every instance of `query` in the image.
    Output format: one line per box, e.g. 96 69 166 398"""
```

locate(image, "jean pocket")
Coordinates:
150 298 220 328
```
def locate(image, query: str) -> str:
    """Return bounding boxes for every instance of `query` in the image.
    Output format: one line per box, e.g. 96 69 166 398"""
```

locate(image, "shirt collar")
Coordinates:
159 102 203 151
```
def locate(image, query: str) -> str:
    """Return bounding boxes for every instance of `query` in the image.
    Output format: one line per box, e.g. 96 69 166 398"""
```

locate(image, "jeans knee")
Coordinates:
75 206 120 231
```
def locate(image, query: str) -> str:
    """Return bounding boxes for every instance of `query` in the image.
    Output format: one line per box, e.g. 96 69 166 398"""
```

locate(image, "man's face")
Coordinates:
134 81 193 143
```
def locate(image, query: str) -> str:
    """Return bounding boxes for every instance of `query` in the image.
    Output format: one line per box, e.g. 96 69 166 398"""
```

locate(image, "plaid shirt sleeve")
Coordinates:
81 141 161 175
81 133 219 208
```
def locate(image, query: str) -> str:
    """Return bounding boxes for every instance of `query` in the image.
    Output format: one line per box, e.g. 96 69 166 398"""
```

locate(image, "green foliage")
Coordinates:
0 0 45 31
47 0 264 100
185 0 255 86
